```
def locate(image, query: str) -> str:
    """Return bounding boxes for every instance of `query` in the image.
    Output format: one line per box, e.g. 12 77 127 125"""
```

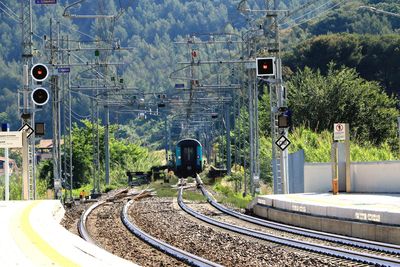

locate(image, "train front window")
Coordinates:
183 147 194 162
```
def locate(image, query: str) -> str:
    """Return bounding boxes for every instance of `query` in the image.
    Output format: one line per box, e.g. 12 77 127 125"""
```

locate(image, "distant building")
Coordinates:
0 157 18 176
36 139 64 162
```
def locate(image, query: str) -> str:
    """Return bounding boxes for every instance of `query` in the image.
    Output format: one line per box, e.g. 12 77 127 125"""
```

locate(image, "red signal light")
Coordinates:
256 57 275 77
31 64 49 82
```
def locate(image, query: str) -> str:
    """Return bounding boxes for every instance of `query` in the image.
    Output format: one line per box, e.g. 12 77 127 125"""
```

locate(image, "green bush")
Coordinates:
287 126 399 162
213 181 252 209
182 191 206 202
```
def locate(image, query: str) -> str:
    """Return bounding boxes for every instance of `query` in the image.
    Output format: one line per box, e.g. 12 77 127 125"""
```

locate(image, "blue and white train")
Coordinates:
174 138 203 178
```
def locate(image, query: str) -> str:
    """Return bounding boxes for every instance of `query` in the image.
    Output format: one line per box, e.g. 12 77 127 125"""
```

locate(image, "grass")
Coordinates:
182 191 206 202
213 182 253 209
288 126 399 162
144 179 178 198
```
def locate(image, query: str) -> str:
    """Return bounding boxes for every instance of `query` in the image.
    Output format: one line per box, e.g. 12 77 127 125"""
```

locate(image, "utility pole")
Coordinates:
67 35 73 199
225 104 231 175
61 34 74 200
248 66 255 195
269 1 289 194
164 118 169 164
49 18 62 199
105 101 110 185
20 0 36 200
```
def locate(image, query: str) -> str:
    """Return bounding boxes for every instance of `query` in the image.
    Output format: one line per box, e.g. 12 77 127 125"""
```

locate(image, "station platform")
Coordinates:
0 200 137 267
250 193 400 244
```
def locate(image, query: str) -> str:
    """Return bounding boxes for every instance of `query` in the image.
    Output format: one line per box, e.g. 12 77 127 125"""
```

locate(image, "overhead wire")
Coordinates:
71 109 91 119
0 1 19 19
280 0 334 28
281 0 347 30
0 6 19 23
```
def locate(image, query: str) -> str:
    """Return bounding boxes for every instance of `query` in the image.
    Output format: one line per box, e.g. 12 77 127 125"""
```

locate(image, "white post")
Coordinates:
22 131 29 200
4 124 9 201
5 149 9 201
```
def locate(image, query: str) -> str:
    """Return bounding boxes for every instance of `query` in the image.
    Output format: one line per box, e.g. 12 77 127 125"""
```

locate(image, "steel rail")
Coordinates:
195 175 400 255
78 200 105 244
121 199 223 267
178 187 400 267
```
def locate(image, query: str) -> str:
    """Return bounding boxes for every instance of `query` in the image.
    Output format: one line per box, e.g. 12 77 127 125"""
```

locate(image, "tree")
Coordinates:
287 64 399 145
285 34 400 97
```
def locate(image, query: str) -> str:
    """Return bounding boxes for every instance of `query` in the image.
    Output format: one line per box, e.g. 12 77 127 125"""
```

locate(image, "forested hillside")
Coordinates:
284 34 400 97
0 0 398 142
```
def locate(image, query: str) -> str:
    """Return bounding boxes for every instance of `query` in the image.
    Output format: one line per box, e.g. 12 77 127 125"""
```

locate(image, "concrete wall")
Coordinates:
351 161 400 193
303 160 400 193
304 163 331 192
252 204 400 245
288 150 304 193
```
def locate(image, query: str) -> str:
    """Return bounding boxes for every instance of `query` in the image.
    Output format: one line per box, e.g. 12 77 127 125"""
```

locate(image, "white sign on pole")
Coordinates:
0 132 23 148
334 123 346 141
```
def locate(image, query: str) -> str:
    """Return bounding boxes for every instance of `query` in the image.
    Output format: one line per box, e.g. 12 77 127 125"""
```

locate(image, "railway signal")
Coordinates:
31 87 50 106
278 107 291 128
31 63 49 82
256 57 275 77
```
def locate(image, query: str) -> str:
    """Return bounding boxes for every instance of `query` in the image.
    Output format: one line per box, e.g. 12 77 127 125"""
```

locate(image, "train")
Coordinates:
174 138 203 178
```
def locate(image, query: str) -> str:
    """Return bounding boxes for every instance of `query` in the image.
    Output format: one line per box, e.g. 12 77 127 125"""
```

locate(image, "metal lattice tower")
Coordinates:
48 19 63 199
20 0 36 200
61 35 74 200
267 5 289 194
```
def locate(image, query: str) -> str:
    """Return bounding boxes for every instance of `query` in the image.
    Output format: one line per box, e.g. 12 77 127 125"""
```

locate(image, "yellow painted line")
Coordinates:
20 201 80 267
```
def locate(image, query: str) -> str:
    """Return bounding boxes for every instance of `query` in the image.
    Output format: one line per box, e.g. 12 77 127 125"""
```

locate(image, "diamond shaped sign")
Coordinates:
275 135 291 151
18 123 35 138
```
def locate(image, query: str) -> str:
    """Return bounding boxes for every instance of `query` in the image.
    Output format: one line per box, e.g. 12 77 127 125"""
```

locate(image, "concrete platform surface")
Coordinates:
0 200 138 267
255 193 400 225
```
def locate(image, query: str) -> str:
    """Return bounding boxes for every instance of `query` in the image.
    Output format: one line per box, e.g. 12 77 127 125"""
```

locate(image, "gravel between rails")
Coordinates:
61 201 92 235
63 199 187 267
186 201 374 266
130 196 348 267
192 185 400 264
88 200 187 266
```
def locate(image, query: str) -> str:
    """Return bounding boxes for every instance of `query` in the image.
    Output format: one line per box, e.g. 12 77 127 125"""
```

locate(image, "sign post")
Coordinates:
332 123 351 193
4 128 8 201
334 123 345 141
345 124 351 193
21 131 29 200
1 124 10 200
397 117 400 154
0 127 23 200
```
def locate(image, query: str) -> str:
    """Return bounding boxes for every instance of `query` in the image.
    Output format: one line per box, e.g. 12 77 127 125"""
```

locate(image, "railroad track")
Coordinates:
195 175 400 256
78 190 222 267
179 183 400 267
78 200 104 244
122 199 222 267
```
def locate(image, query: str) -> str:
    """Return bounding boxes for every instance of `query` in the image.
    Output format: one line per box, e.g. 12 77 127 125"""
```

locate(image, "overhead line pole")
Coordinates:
50 18 62 200
272 1 289 194
20 0 34 200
